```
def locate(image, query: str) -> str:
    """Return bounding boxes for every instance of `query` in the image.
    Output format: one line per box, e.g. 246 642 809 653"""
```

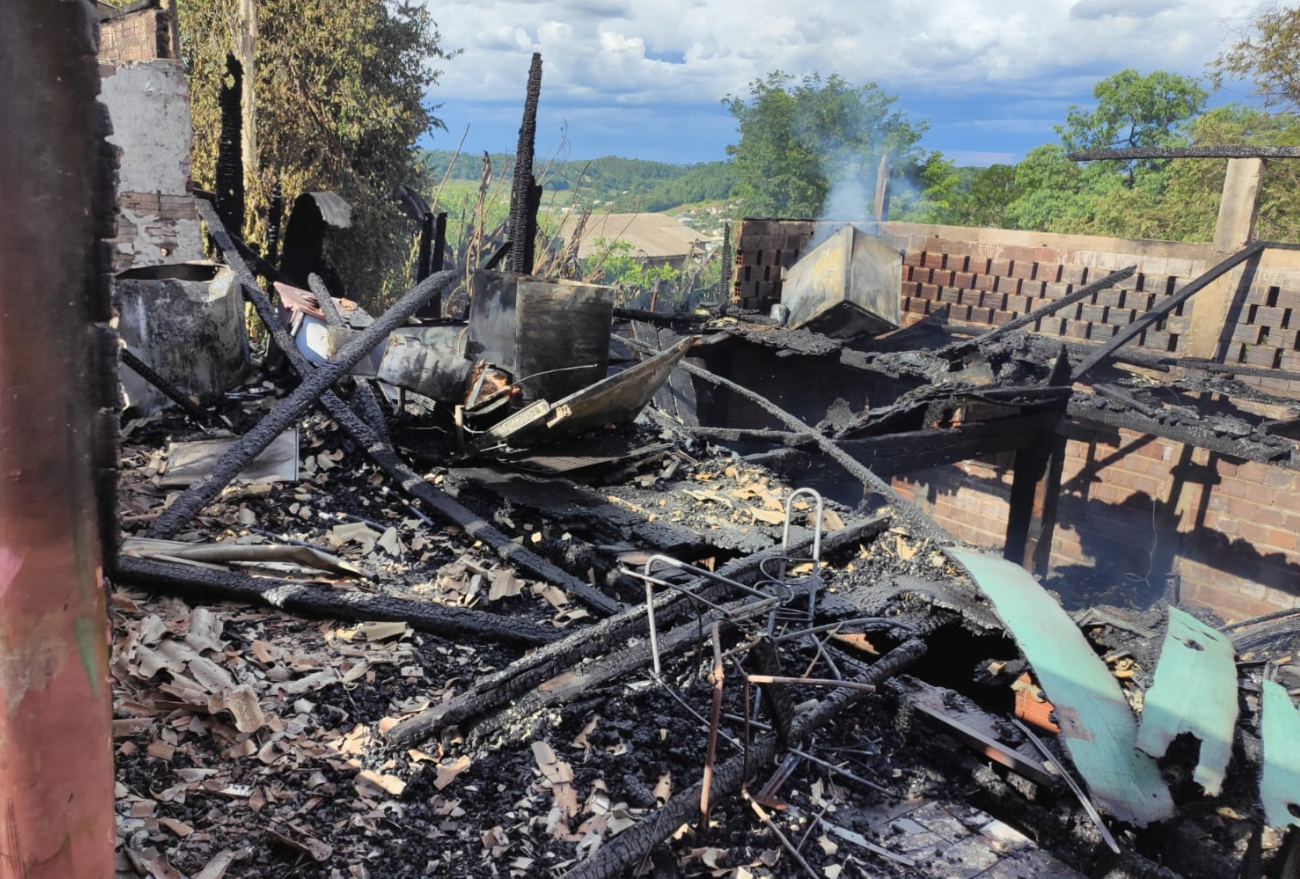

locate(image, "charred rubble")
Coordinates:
84 35 1300 879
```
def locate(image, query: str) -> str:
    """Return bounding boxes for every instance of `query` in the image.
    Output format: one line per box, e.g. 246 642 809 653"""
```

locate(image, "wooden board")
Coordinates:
1134 607 1238 795
945 548 1174 826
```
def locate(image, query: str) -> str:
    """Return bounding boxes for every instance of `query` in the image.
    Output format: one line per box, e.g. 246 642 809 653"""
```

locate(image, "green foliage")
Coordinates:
1058 69 1208 153
941 165 1022 228
580 238 681 292
421 152 734 212
178 0 452 307
723 71 927 218
1212 4 1300 112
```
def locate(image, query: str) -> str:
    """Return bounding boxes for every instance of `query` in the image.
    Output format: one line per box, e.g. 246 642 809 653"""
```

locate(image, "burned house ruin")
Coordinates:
3 4 1300 879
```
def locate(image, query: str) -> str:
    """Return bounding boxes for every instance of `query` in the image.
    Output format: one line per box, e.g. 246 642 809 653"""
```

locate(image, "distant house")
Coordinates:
556 213 715 271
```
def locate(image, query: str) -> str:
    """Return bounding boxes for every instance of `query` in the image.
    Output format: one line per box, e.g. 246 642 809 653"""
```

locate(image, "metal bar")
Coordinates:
1012 718 1122 854
1071 242 1266 381
746 675 876 692
1069 146 1300 161
954 266 1136 351
780 487 824 620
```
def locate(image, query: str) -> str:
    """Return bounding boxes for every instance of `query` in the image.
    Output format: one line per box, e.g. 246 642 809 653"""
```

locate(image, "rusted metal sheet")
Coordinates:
1261 680 1300 829
375 326 476 401
475 337 694 450
780 224 901 338
1135 607 1238 796
469 272 616 402
945 548 1174 826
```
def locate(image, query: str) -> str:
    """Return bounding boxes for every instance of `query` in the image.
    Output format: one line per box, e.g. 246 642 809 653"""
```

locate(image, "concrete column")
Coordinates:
1186 158 1267 359
0 2 117 877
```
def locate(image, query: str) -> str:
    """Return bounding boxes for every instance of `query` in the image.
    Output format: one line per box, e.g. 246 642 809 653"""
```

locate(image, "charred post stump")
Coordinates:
265 181 284 267
215 53 245 237
416 211 434 282
507 53 543 274
432 211 448 273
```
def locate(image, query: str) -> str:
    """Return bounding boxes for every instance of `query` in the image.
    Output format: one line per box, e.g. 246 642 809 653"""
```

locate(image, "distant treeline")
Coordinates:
421 150 736 212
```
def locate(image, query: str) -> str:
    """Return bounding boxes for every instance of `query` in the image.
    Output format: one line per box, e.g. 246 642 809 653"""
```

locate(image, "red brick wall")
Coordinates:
891 413 1300 623
879 230 1208 355
99 5 171 65
874 224 1300 622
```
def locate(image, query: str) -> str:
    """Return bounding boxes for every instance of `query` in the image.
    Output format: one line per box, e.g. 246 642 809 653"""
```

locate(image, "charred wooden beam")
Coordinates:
1004 353 1070 570
113 556 563 647
148 241 454 536
1069 146 1300 161
307 272 390 445
416 211 433 282
558 638 929 879
386 517 889 747
431 211 448 273
1071 243 1266 381
181 203 621 616
507 53 542 274
1068 397 1300 469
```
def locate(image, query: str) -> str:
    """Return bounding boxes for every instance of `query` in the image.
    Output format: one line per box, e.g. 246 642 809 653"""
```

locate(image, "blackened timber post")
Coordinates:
432 211 448 272
508 53 542 275
416 211 434 282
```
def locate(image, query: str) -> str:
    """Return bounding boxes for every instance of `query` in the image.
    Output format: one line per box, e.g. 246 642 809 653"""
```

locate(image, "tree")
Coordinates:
177 0 453 306
1059 69 1208 153
723 72 927 218
943 164 1022 229
1212 4 1300 112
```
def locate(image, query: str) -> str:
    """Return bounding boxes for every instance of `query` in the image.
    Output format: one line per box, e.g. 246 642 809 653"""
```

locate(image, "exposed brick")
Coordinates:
922 251 946 268
953 271 975 288
967 256 991 274
1062 266 1088 284
994 276 1022 295
990 258 1012 276
932 269 956 286
1020 280 1046 298
980 291 1007 310
1036 264 1063 283
972 275 998 292
1010 260 1036 280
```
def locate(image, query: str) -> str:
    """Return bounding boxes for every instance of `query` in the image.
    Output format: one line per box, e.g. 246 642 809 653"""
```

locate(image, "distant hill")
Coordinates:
420 151 735 213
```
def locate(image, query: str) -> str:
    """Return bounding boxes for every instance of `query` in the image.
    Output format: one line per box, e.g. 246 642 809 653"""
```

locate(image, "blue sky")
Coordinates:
421 0 1268 167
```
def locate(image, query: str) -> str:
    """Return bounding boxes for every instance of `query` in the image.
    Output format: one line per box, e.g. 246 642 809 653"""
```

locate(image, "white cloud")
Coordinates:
429 0 1260 108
